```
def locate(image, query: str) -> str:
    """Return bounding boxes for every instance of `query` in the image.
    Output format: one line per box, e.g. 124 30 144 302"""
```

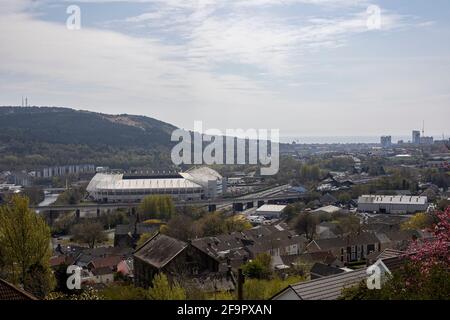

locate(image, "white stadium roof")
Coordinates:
86 173 202 192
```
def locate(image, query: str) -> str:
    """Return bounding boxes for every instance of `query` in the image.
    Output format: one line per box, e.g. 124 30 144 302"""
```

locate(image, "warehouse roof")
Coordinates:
256 204 287 213
358 195 428 205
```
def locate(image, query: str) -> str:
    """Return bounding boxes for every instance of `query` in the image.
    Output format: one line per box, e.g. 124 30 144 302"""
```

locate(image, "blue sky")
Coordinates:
0 0 449 138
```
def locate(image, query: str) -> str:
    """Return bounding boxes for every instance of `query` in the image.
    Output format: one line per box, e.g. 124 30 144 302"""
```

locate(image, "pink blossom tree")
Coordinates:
407 207 450 273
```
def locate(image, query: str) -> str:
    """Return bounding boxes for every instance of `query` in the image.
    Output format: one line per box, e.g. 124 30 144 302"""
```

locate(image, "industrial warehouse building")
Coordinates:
255 204 287 219
357 195 428 214
86 166 226 203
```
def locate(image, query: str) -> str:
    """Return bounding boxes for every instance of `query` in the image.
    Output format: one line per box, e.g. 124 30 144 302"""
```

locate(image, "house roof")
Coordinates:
0 278 37 300
320 193 338 205
309 232 380 251
272 256 407 300
191 225 305 261
91 267 114 276
366 248 405 263
313 205 341 214
280 251 337 266
134 233 188 269
76 247 133 264
50 255 75 267
88 255 122 269
310 262 345 278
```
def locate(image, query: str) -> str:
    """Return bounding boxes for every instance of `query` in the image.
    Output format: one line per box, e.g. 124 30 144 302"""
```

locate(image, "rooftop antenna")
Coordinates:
25 97 28 107
422 120 425 136
21 96 24 107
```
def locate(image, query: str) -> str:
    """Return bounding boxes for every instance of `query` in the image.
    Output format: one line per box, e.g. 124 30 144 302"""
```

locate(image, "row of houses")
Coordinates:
133 224 308 290
50 245 134 287
131 219 430 291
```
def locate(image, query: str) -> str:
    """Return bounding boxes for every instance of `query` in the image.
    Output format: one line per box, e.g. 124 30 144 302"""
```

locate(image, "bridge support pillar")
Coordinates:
76 209 80 220
96 208 100 218
246 202 254 209
208 204 217 212
49 210 54 224
233 203 244 212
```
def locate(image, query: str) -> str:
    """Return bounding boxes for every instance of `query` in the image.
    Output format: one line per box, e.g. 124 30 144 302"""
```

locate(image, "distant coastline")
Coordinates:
279 135 446 144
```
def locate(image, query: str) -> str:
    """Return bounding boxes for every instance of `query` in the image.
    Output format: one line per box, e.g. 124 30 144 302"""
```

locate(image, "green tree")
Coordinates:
161 215 196 241
283 202 305 222
0 195 55 296
337 192 352 204
23 263 56 299
136 231 156 248
52 212 77 235
71 222 107 248
242 253 272 279
401 212 435 231
138 195 175 221
54 187 85 205
197 212 227 237
243 276 305 300
148 273 186 300
101 284 148 300
225 215 252 233
334 215 361 235
294 212 318 241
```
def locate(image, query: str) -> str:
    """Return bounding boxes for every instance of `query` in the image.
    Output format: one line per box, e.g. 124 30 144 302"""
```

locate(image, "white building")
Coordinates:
255 204 287 219
86 166 225 203
358 195 428 214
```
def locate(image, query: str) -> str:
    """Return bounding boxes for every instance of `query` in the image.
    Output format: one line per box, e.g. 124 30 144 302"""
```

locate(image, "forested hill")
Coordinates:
0 106 178 170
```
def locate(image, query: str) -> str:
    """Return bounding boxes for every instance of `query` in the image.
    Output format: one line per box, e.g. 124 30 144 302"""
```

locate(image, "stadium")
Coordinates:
86 166 226 203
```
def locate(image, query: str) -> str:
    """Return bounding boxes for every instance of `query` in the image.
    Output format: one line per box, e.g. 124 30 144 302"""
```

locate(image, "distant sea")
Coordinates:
280 136 415 144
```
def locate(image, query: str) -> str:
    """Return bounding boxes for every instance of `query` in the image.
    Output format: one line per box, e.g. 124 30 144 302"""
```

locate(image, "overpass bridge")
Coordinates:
31 192 309 215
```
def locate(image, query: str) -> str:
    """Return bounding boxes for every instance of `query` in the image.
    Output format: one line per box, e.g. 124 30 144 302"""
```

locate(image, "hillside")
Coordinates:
0 106 178 170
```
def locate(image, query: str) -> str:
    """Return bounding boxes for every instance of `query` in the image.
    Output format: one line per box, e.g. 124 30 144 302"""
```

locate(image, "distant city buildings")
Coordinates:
34 164 95 178
380 136 392 148
412 129 434 145
420 136 434 145
412 130 421 144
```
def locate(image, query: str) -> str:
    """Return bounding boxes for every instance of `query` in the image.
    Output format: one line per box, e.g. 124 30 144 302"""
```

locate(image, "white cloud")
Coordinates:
0 0 448 136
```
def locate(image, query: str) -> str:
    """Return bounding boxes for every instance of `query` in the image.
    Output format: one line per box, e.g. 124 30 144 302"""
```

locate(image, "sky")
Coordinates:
0 0 449 139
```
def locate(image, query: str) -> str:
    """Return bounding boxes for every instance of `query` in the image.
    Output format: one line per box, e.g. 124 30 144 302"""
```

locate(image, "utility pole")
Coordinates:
237 268 245 300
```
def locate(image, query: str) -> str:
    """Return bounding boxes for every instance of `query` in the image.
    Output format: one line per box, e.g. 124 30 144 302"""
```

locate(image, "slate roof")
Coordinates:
320 193 338 205
91 266 114 276
76 247 133 265
309 232 380 251
191 225 306 261
280 251 337 266
310 262 345 278
134 233 188 269
50 255 75 268
366 249 405 264
0 278 37 300
88 255 122 269
272 256 407 300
